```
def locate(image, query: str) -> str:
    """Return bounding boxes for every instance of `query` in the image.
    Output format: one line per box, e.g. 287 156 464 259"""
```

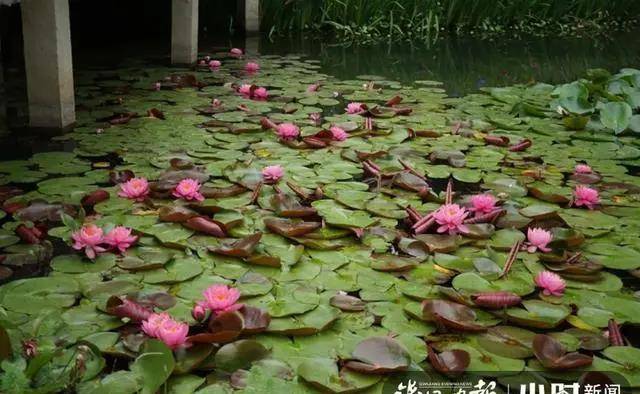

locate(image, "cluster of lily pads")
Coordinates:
0 47 640 393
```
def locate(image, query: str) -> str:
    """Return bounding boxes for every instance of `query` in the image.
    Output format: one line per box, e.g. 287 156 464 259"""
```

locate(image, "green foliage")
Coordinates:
552 68 640 134
0 358 30 394
261 0 640 43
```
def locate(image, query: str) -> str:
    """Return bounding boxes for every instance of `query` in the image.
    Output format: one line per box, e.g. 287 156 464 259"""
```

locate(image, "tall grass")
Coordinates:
261 0 640 42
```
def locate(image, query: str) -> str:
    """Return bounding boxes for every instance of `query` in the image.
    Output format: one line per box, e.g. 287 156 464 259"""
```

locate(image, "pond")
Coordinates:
0 33 640 393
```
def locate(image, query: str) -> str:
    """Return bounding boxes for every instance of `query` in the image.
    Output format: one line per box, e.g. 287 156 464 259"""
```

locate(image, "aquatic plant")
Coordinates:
525 228 553 253
573 185 600 209
200 284 243 314
574 164 592 174
172 178 205 202
468 193 497 215
71 224 106 259
346 102 366 114
103 226 138 253
275 122 300 140
552 68 640 134
329 126 348 141
244 62 260 73
534 271 566 297
0 50 640 393
261 165 285 183
117 177 149 201
433 204 469 235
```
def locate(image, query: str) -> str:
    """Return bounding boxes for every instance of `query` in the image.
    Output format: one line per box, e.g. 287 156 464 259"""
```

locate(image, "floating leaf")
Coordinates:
298 358 380 393
532 334 592 370
345 336 411 374
131 339 175 394
214 340 270 372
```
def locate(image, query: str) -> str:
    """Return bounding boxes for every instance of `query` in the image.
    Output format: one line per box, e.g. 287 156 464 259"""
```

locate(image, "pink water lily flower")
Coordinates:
346 102 364 114
198 60 205 65
245 62 260 73
153 82 161 91
156 319 190 349
209 59 221 68
238 84 252 98
202 284 243 314
230 48 243 55
574 164 592 174
141 312 171 338
330 126 348 141
574 185 600 209
173 178 204 202
104 226 137 253
262 165 284 183
276 123 300 141
433 204 469 235
72 224 107 259
535 271 565 297
118 177 150 202
253 87 269 100
525 227 552 253
469 193 497 215
309 113 321 123
307 83 320 92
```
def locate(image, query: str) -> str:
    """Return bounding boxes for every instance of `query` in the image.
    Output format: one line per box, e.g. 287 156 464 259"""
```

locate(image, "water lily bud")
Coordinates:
192 303 208 322
22 339 38 359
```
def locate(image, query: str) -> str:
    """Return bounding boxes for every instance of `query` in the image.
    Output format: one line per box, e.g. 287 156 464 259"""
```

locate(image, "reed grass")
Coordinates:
261 0 640 42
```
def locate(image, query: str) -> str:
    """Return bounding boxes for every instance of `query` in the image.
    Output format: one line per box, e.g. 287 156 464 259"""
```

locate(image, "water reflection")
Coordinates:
253 30 640 96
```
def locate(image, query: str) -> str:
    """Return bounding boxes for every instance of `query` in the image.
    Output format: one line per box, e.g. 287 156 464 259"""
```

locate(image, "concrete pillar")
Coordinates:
237 0 260 34
21 0 75 130
244 0 260 33
171 0 198 65
0 34 6 135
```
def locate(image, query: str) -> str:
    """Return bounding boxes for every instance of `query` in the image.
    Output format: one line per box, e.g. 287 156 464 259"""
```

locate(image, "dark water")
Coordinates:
68 31 640 95
253 31 640 96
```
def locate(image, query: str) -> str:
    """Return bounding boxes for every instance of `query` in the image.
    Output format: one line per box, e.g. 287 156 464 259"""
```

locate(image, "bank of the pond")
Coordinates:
261 0 640 44
0 48 640 393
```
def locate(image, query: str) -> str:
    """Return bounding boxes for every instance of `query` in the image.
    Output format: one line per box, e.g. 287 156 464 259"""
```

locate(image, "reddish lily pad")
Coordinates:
271 193 317 217
210 233 262 258
370 254 420 272
422 299 487 332
330 293 366 311
239 306 271 334
532 334 593 370
158 205 199 222
427 345 470 376
264 218 321 237
190 311 244 344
